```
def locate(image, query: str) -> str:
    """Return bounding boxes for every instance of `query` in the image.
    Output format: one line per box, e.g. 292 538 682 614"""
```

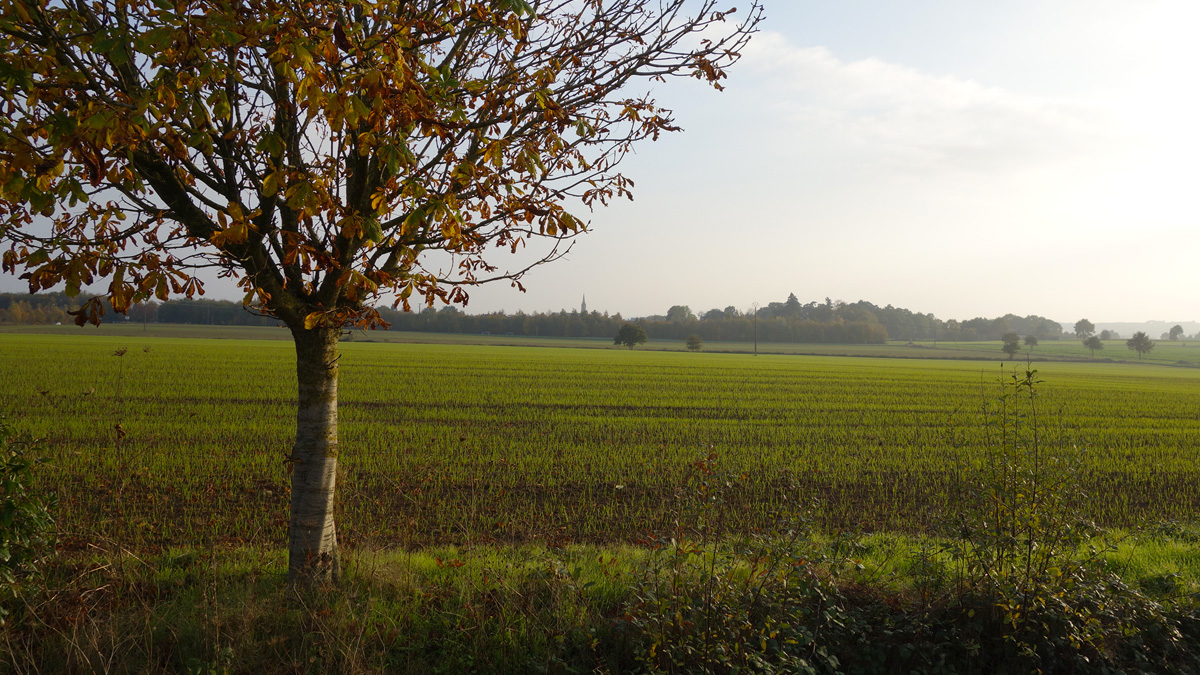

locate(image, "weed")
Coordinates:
0 418 56 625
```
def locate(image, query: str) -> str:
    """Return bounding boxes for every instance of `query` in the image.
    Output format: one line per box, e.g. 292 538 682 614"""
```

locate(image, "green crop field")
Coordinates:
2 332 1198 554
8 322 1200 364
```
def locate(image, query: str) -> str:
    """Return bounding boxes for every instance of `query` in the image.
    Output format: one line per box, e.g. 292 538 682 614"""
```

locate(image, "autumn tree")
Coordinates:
614 323 647 349
0 0 761 583
1126 331 1155 359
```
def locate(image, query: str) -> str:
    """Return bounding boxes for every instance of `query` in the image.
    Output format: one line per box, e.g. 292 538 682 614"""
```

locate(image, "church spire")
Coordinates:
581 294 587 314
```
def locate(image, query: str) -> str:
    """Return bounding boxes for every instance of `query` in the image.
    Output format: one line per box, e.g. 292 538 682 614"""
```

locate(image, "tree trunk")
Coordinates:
287 324 341 584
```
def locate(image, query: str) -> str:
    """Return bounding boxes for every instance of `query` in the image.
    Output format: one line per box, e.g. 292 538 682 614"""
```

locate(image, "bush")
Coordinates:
0 418 56 623
613 372 1200 674
619 456 856 674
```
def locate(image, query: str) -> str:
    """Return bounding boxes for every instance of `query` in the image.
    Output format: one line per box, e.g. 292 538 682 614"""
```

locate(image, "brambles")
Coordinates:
0 418 56 624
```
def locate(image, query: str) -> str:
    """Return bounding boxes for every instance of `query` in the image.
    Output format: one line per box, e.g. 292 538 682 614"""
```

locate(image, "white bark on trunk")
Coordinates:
287 325 340 584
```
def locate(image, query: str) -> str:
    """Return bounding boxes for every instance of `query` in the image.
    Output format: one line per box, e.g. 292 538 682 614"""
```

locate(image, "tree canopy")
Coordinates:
1001 331 1021 358
1083 335 1103 356
614 323 647 349
0 0 760 326
1126 331 1154 359
0 0 761 583
1074 319 1095 339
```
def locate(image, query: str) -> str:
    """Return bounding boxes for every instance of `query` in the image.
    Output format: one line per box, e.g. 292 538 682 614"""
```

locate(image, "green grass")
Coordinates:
10 531 1200 675
5 329 1200 673
8 322 1200 365
2 332 1199 552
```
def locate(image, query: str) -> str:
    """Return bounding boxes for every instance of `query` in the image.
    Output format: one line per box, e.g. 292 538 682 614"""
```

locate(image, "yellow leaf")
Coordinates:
304 312 324 330
263 172 281 197
370 189 388 211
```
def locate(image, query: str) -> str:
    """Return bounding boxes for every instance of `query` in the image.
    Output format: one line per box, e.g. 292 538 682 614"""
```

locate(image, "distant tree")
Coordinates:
1074 319 1095 338
1084 335 1103 356
1169 325 1184 341
1024 335 1038 350
686 334 704 351
1126 332 1155 359
945 319 961 343
1099 329 1117 340
783 293 802 316
1002 331 1021 358
666 305 696 323
614 324 648 350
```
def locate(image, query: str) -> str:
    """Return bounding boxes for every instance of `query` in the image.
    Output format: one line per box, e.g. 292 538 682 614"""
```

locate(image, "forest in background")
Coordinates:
0 291 1073 344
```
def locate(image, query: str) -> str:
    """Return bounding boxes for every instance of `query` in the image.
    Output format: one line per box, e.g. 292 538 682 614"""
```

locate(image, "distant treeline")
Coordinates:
0 291 73 324
0 292 276 327
380 304 887 344
0 291 1063 344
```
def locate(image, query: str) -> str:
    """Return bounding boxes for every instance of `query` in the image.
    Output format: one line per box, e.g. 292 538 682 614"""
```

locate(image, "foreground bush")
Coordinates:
2 537 1198 675
0 419 56 626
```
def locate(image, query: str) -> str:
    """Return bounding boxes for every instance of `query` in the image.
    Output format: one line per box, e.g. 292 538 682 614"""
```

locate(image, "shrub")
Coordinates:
0 418 57 623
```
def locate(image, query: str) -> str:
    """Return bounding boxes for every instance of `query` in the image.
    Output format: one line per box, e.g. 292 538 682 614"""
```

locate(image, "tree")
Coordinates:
666 305 696 323
0 0 761 584
1099 329 1117 340
1126 331 1155 359
1074 319 1095 339
685 334 703 351
1001 331 1021 358
614 323 648 349
1169 324 1184 341
1084 335 1103 356
1023 334 1038 350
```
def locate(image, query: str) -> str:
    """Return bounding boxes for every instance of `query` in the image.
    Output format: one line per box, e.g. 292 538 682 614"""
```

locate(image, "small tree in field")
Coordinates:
1126 331 1155 360
1083 335 1103 357
1023 335 1038 351
0 0 761 584
1169 325 1184 341
686 334 703 351
615 323 648 350
1002 332 1021 359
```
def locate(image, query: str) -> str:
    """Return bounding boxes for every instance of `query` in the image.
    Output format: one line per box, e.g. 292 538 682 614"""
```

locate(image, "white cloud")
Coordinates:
738 32 1121 175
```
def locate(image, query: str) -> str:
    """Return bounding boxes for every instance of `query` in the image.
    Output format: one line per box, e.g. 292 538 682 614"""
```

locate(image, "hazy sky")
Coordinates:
4 1 1196 323
459 0 1199 323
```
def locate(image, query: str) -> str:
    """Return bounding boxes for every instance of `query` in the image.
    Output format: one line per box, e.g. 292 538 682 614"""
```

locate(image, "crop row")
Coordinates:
1 334 1198 552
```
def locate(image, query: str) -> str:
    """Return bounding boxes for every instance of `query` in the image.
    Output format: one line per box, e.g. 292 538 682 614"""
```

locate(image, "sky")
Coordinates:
456 0 1200 323
3 1 1197 324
